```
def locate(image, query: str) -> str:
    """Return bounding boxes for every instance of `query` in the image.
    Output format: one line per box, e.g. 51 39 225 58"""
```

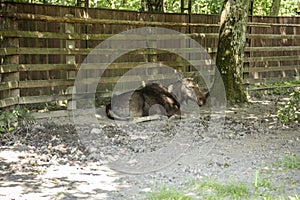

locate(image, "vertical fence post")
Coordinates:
65 14 76 110
0 3 20 108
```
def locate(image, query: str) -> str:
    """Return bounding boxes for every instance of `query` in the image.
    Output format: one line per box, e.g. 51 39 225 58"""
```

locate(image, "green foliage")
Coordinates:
195 179 249 199
0 106 34 145
147 187 191 200
192 0 222 14
254 170 276 192
274 154 300 170
277 90 300 123
253 0 298 16
8 0 297 16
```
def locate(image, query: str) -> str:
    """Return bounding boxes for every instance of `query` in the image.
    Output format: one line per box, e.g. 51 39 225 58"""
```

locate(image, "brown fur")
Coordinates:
168 78 208 106
106 78 208 120
106 83 180 120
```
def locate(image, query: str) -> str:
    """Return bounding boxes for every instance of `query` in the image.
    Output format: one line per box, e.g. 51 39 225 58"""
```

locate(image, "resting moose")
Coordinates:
106 83 180 120
106 78 208 120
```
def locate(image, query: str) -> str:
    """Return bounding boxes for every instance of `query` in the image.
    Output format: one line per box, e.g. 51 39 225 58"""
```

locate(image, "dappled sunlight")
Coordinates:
0 147 125 199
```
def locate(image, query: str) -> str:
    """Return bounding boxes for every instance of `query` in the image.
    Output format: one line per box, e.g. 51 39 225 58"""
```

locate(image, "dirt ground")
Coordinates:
0 97 299 199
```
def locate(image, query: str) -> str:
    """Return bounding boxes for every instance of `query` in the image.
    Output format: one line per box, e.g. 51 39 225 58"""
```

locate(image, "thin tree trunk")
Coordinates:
141 0 164 12
270 0 281 16
215 0 249 105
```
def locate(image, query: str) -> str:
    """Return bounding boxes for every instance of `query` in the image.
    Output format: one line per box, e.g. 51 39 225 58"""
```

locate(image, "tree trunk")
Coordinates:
141 0 164 12
215 0 249 105
270 0 281 16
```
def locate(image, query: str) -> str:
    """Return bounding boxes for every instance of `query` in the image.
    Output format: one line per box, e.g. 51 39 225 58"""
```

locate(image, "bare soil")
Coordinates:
0 98 299 199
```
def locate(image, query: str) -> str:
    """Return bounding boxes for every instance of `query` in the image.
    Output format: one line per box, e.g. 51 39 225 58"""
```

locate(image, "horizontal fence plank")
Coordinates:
1 64 79 73
245 55 300 62
0 97 19 108
1 12 220 27
19 79 74 88
0 30 219 40
3 12 299 28
0 61 215 73
0 47 90 56
0 64 18 73
0 30 112 40
2 45 299 57
244 76 300 84
245 46 300 52
4 30 300 42
0 81 18 91
248 22 300 28
18 94 72 104
244 65 300 73
0 47 218 56
248 34 300 39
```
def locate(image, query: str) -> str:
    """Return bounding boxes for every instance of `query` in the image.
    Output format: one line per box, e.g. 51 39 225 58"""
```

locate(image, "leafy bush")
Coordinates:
277 90 300 123
0 106 34 145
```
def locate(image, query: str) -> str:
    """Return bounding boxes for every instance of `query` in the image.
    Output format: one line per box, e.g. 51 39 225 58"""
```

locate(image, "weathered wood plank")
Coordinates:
0 30 111 40
1 30 220 40
0 64 18 73
245 55 300 62
0 46 219 56
1 12 220 27
0 64 79 72
248 34 300 39
19 79 74 88
0 97 18 107
244 65 300 73
245 46 300 52
18 94 72 104
0 81 18 91
244 76 300 84
248 22 300 28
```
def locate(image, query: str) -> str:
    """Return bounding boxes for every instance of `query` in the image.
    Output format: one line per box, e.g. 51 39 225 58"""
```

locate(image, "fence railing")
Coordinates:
0 2 299 108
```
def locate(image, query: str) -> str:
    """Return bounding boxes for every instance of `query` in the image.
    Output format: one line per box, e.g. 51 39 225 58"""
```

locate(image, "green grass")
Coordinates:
147 186 191 200
274 154 300 170
147 176 299 200
194 179 249 199
147 179 250 200
249 80 300 89
147 152 299 200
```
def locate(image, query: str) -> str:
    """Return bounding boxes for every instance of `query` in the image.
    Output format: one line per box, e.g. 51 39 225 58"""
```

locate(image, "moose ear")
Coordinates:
205 92 210 98
174 69 184 81
190 72 197 79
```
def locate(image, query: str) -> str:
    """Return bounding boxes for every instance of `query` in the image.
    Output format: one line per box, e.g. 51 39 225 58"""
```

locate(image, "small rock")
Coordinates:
91 128 102 134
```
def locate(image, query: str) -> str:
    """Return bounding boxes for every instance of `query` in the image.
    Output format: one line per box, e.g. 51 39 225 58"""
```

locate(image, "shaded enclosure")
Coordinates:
0 2 299 108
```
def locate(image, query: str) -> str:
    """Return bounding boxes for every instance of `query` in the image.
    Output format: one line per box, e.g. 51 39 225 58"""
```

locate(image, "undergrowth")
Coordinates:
0 106 34 145
277 90 300 123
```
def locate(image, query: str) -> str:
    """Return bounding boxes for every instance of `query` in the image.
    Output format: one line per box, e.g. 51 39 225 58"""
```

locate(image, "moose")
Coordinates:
106 75 208 121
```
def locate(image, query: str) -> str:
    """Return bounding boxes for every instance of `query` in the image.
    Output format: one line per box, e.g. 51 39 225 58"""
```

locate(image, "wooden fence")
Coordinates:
0 2 299 108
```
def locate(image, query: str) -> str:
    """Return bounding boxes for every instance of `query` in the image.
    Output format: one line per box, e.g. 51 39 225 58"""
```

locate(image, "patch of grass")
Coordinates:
194 179 249 199
147 187 191 200
253 170 279 199
254 170 276 191
147 175 299 200
249 80 300 89
274 154 300 170
277 90 300 123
